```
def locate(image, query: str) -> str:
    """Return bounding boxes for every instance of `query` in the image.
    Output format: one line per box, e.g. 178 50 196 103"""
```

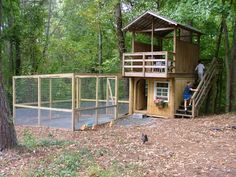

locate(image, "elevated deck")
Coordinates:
122 51 175 78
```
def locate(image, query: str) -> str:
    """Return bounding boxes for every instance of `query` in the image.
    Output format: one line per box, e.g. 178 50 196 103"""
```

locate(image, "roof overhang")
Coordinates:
123 11 203 36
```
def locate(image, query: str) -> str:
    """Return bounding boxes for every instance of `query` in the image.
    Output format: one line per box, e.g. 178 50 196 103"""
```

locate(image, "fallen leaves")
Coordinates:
0 113 236 177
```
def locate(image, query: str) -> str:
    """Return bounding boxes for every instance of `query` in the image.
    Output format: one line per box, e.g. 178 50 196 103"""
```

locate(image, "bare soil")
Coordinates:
1 113 236 177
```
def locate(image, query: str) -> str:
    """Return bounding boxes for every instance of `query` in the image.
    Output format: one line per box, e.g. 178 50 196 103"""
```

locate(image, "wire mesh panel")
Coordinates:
13 74 74 130
15 78 38 105
74 76 118 130
118 78 129 116
40 78 72 109
13 74 129 131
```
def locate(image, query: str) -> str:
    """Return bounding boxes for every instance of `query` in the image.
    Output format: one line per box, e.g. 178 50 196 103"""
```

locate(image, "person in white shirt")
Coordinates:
195 60 205 80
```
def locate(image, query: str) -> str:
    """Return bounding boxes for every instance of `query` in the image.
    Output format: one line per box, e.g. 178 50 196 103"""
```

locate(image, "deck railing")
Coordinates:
122 51 175 78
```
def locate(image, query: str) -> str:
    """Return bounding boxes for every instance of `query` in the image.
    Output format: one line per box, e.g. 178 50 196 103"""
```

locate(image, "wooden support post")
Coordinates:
95 76 99 124
165 52 168 76
71 74 76 131
76 77 80 124
173 28 177 73
143 54 145 77
129 78 133 115
38 77 41 125
49 78 52 119
12 77 16 124
106 78 109 114
131 32 135 72
151 18 154 52
192 100 195 118
76 77 79 108
132 32 135 53
115 76 118 119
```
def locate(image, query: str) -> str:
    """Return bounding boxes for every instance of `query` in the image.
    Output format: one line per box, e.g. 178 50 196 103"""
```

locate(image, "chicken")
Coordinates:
141 133 148 144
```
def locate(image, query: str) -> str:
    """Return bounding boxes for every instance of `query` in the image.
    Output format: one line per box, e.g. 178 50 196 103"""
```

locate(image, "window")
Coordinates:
154 81 170 102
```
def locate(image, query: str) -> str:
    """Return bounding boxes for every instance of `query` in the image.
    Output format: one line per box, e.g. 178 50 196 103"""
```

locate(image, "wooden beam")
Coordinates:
115 76 118 119
38 77 41 125
49 78 52 119
95 76 99 124
132 32 135 52
71 74 76 131
151 18 154 52
14 104 72 112
136 27 174 33
129 78 134 115
106 78 109 114
12 77 16 124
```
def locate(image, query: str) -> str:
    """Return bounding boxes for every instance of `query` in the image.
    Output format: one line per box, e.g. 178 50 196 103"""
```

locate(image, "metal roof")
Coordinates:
123 11 202 36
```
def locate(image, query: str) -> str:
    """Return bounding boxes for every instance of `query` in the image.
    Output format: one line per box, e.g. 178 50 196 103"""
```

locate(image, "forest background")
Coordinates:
0 0 235 113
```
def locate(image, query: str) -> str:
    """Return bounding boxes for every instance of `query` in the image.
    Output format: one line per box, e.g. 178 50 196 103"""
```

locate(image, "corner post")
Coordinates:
38 76 41 125
71 74 76 131
115 76 119 119
129 78 133 115
12 77 16 124
49 78 52 119
95 76 99 124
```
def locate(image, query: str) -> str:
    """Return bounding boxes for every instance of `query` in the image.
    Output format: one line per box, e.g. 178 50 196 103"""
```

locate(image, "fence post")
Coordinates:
49 78 52 119
12 77 16 124
95 76 99 124
38 76 41 125
115 76 119 119
71 74 76 131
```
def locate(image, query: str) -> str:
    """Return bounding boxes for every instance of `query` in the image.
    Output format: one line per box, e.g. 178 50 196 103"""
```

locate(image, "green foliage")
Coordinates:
22 129 37 149
22 129 74 150
1 0 235 111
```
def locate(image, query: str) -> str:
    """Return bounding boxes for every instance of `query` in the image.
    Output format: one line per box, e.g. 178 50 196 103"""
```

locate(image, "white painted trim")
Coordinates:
154 81 170 102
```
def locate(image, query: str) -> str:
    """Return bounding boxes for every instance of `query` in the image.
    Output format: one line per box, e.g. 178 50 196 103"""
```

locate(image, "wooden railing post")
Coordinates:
143 54 145 77
122 54 125 75
165 51 168 76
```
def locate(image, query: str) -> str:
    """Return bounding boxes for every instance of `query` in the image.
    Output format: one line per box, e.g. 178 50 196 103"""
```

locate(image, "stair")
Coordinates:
174 58 222 118
174 105 193 118
131 113 146 119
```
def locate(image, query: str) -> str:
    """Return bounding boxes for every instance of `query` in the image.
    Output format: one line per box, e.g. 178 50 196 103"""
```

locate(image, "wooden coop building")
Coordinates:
123 11 203 118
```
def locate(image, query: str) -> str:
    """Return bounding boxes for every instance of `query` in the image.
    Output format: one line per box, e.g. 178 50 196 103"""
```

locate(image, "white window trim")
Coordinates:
154 81 170 102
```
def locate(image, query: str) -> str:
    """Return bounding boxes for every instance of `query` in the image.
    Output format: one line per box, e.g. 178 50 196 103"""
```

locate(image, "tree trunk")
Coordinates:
0 0 17 150
42 0 52 59
115 2 128 98
214 21 223 112
230 20 236 111
0 74 17 150
215 21 223 58
222 19 231 112
115 1 125 61
15 39 21 75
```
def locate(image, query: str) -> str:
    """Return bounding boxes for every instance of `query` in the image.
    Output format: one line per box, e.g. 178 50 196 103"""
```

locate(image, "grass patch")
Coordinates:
21 129 74 150
27 147 93 177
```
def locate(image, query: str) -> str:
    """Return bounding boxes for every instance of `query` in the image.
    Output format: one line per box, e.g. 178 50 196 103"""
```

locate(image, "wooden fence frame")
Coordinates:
13 73 129 131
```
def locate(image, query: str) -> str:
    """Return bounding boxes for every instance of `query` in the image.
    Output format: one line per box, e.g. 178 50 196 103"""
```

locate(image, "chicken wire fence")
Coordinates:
13 74 129 130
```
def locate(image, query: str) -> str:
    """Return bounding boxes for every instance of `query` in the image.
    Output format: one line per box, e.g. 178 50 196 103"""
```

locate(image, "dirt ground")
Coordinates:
1 113 236 177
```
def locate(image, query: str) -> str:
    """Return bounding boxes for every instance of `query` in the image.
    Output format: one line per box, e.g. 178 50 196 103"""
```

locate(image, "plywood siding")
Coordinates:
134 41 161 52
174 78 195 111
147 78 175 118
175 39 199 73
